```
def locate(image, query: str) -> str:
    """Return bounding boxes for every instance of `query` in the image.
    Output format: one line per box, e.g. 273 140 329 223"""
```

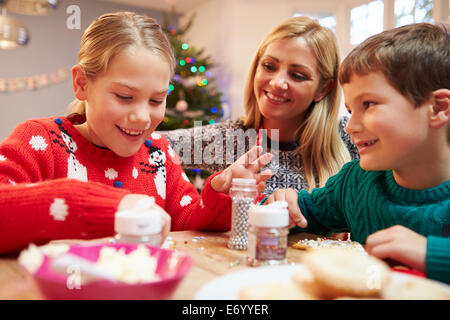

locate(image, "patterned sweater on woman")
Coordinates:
160 117 358 195
0 117 231 254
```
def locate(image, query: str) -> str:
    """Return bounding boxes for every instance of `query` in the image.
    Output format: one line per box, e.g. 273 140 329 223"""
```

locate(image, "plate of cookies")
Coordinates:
195 248 450 300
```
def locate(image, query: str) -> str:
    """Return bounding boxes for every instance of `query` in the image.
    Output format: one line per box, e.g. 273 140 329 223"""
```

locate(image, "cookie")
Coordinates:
382 276 450 300
301 248 391 299
238 282 315 300
292 238 365 254
291 266 322 299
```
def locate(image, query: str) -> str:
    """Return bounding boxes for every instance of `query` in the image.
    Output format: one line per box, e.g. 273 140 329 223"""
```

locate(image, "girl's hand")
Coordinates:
117 194 171 241
211 146 272 194
264 188 307 228
365 225 427 272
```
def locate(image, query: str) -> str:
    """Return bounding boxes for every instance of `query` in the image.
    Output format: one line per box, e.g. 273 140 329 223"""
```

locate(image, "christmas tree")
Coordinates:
159 12 226 191
158 12 225 131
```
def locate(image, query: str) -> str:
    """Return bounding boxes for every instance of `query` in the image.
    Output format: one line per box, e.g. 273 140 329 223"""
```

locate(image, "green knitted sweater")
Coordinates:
291 160 450 283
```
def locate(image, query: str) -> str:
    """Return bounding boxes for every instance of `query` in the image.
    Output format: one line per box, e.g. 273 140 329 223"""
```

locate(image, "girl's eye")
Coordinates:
115 93 132 101
150 99 164 105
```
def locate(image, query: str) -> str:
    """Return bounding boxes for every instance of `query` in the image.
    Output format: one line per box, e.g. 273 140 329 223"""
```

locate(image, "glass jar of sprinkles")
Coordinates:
247 201 289 266
114 197 163 246
227 178 258 250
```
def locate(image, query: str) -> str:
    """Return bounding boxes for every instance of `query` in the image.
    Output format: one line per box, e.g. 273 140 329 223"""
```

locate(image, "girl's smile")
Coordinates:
74 46 171 157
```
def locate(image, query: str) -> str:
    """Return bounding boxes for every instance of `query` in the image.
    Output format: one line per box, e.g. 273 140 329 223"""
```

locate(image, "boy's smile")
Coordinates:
343 72 431 175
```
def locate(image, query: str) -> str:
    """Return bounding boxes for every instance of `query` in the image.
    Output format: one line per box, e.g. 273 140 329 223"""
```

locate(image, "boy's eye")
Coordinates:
362 101 376 108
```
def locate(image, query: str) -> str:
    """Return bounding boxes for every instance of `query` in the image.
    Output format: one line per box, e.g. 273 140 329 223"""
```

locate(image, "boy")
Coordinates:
265 22 449 283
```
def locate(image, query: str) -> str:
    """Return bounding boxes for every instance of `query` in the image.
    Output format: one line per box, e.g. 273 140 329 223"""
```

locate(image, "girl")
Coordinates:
161 16 358 195
0 12 271 254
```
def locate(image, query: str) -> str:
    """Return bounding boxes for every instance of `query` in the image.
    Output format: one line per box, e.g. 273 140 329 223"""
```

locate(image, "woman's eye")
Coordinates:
262 63 276 71
115 93 132 101
291 72 307 81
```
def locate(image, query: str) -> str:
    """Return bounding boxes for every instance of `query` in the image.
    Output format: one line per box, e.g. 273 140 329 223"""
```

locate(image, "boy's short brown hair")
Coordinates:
339 23 450 107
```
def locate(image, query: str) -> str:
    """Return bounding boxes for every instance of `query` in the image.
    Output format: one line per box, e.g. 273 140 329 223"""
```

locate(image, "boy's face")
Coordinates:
82 46 170 157
343 72 431 172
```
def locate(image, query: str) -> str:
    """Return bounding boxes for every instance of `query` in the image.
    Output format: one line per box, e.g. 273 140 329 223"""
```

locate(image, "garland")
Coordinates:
0 66 70 93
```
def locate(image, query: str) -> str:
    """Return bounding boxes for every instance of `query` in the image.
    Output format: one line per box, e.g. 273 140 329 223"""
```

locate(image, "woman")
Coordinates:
161 16 358 195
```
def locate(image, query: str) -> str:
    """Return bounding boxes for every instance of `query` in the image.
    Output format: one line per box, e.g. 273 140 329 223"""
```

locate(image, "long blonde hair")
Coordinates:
243 16 351 191
68 12 176 115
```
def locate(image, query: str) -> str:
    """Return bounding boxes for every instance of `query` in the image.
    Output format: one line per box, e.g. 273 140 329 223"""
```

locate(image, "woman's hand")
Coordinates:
264 188 307 228
117 194 171 241
211 146 272 194
365 225 427 272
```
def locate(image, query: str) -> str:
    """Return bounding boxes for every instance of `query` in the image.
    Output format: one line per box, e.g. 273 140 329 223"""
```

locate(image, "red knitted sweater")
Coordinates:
0 117 231 254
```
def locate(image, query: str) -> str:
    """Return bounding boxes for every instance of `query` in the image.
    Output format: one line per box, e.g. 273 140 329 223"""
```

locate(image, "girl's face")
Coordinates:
343 72 430 173
253 37 326 128
82 46 171 157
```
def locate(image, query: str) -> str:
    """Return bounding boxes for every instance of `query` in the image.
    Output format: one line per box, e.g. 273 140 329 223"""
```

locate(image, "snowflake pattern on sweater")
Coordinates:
0 117 231 253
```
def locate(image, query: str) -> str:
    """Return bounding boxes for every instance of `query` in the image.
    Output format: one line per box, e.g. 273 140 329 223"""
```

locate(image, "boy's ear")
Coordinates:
428 89 450 129
314 79 334 102
72 64 88 101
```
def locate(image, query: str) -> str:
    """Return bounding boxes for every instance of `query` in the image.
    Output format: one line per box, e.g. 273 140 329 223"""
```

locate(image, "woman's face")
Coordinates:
253 37 326 127
81 46 171 157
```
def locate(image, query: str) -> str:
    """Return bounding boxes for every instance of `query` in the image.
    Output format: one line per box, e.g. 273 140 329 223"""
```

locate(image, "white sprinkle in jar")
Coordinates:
247 201 289 266
227 178 258 250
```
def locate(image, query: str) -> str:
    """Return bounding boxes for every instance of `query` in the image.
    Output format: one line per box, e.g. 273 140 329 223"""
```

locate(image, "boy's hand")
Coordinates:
211 146 272 194
365 225 427 272
264 188 307 228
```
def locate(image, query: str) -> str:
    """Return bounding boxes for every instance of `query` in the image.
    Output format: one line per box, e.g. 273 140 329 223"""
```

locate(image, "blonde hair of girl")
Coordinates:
68 12 176 115
242 16 351 191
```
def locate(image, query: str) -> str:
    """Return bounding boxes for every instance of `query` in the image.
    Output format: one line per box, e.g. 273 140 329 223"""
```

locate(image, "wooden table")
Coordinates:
0 231 322 300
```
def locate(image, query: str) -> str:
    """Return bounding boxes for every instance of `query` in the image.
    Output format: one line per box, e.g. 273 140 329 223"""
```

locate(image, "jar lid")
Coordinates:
114 198 162 236
232 178 256 185
248 201 289 228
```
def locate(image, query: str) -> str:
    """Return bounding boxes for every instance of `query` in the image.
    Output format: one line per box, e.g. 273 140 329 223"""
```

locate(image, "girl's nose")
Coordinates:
128 103 151 127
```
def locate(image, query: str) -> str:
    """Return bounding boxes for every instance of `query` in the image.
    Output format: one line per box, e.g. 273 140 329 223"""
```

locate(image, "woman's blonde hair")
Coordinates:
69 12 176 115
242 16 351 191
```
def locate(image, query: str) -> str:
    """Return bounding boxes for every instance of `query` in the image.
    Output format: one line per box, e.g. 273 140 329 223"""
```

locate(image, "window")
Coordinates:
293 12 336 31
350 0 384 45
395 0 434 27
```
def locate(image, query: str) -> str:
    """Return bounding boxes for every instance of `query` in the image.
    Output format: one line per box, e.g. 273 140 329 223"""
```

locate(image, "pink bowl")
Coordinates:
28 243 193 300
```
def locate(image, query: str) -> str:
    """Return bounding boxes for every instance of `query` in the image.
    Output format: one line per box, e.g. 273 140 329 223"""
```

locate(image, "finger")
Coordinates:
238 146 262 167
256 181 266 194
253 169 272 184
288 216 296 229
255 152 272 168
368 242 397 261
264 195 274 205
248 145 263 164
272 189 286 202
365 229 394 252
284 189 306 228
211 169 232 193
